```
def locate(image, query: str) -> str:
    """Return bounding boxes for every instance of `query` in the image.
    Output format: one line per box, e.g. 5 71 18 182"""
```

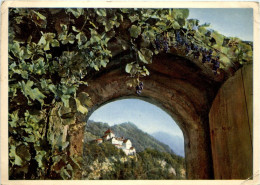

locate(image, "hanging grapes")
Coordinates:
7 7 253 180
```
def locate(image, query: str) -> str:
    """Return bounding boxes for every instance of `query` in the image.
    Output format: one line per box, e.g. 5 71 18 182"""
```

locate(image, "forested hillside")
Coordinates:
83 121 186 179
85 121 176 154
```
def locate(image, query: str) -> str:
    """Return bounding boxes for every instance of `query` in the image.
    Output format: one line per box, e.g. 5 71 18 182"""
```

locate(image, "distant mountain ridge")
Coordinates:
152 132 185 157
85 121 178 155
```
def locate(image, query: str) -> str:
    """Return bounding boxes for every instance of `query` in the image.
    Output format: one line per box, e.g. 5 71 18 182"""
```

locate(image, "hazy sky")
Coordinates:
188 8 253 41
89 99 183 137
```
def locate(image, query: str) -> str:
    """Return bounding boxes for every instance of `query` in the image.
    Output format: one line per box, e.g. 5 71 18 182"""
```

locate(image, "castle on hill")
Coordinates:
93 129 136 156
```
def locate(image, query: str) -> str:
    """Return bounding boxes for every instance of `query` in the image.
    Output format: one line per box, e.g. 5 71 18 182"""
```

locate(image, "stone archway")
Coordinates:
6 7 254 181
70 53 225 179
68 52 252 180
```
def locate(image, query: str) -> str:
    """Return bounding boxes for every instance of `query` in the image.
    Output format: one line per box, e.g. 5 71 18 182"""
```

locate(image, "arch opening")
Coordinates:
73 53 216 179
82 98 186 180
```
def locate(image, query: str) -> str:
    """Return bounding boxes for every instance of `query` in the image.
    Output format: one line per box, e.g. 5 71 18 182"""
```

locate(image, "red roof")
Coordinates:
96 138 102 140
130 147 135 150
105 129 114 134
123 139 129 143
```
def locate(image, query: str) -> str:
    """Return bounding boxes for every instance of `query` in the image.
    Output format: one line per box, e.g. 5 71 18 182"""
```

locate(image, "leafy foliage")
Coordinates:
8 8 252 179
83 130 185 180
83 142 185 180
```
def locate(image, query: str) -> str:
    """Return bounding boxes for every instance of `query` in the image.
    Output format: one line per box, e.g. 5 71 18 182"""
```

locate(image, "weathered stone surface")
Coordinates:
209 64 253 179
78 54 219 179
69 53 252 179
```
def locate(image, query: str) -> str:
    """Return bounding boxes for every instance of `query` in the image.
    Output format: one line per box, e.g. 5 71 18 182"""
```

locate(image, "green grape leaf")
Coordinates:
129 14 139 23
76 32 87 45
9 110 19 127
172 21 181 29
35 150 46 168
125 63 133 73
156 21 167 30
66 8 84 18
60 167 71 179
100 60 107 67
220 54 230 67
16 144 31 161
67 164 73 171
75 98 88 114
38 32 58 50
31 10 47 28
62 141 69 150
51 39 60 47
72 26 80 33
120 8 130 13
77 92 92 107
138 48 153 64
95 8 107 17
60 33 75 45
19 80 46 106
129 25 141 38
211 31 224 46
9 145 23 166
61 94 70 108
143 66 150 76
21 71 28 79
31 10 46 20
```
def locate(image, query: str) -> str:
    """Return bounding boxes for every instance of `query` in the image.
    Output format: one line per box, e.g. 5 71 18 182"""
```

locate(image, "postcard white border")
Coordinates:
1 1 259 185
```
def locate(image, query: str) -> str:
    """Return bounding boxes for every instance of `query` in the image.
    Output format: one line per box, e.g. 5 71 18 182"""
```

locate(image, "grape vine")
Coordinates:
8 8 253 180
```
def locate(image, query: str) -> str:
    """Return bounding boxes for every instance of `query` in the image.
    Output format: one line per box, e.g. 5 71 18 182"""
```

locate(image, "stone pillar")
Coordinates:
209 64 253 179
184 125 214 179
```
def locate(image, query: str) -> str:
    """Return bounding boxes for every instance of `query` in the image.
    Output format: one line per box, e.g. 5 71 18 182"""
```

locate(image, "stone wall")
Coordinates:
68 53 252 179
78 54 219 179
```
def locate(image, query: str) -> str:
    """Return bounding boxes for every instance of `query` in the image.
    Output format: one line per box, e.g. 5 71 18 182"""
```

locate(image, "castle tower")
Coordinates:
104 129 115 139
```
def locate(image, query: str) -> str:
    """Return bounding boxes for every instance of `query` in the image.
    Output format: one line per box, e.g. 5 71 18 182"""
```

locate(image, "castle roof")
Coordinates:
130 147 135 150
123 139 129 143
105 129 114 134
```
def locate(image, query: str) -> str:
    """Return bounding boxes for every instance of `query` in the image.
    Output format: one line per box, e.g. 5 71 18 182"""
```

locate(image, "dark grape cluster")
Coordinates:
136 81 144 95
155 34 169 52
211 56 220 74
175 31 182 44
200 49 220 74
191 44 200 59
162 30 222 75
179 34 221 75
185 42 191 54
155 37 161 50
201 49 212 63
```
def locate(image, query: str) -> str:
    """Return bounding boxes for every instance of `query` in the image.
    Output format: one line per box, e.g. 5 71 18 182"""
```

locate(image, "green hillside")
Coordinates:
83 121 186 180
85 121 176 154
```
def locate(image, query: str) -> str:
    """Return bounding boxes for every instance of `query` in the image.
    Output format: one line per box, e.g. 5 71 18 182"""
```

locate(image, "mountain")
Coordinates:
152 132 185 157
83 121 186 180
85 121 175 154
